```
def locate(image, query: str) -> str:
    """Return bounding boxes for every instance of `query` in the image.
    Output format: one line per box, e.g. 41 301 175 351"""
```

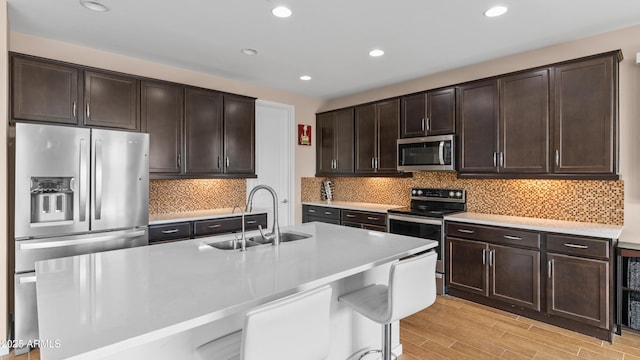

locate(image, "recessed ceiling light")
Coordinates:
300 75 312 81
484 5 508 17
369 49 385 57
80 0 109 12
241 48 258 56
272 6 293 18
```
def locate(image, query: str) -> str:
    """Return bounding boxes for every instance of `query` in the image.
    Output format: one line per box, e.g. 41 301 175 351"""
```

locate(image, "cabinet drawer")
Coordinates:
303 205 340 220
341 210 387 226
193 217 241 237
149 222 191 243
304 215 341 225
546 234 610 259
244 214 267 231
446 222 540 249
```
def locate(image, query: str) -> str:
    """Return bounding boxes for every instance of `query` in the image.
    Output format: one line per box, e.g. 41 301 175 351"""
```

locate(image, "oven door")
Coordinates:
388 214 443 273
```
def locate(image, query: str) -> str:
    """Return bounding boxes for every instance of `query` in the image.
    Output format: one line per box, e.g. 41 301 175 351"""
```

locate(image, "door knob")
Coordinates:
281 199 289 204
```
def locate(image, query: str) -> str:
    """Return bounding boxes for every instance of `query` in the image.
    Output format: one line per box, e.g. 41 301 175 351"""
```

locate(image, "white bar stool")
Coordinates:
339 251 437 360
195 285 332 360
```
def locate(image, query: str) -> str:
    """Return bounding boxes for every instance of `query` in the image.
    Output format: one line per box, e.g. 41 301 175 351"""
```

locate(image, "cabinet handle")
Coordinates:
72 102 77 117
334 159 338 169
548 260 552 278
246 220 257 224
503 235 522 240
375 157 379 169
177 154 181 168
499 152 504 167
217 156 220 169
207 224 222 229
324 211 333 215
346 214 356 218
564 243 588 249
489 249 495 266
371 157 375 169
161 229 179 234
226 157 230 168
308 209 317 213
555 149 559 166
482 249 487 265
367 216 380 221
86 103 91 119
493 152 497 167
421 118 425 132
457 229 475 234
426 118 431 131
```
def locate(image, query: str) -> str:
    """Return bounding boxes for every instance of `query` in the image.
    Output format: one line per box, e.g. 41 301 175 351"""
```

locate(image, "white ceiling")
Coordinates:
7 0 640 99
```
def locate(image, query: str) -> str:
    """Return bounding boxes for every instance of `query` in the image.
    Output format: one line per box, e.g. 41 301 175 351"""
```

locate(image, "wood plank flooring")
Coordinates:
3 295 640 359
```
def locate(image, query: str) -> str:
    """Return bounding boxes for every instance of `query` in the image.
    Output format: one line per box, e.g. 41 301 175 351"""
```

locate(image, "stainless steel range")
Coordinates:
388 188 466 294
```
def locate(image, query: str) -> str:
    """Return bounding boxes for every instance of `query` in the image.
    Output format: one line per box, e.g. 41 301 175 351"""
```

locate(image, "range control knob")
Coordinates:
449 191 455 197
417 190 423 196
412 189 417 195
456 191 462 197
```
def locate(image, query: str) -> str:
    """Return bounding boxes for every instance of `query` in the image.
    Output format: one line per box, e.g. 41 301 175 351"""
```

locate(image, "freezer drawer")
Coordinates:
14 272 37 351
15 228 148 273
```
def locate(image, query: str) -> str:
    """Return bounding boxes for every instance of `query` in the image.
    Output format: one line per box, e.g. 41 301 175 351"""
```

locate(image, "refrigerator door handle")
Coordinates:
95 139 103 220
79 138 88 222
19 229 146 250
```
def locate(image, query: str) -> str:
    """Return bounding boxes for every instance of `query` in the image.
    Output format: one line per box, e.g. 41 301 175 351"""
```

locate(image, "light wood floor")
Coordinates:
4 296 640 359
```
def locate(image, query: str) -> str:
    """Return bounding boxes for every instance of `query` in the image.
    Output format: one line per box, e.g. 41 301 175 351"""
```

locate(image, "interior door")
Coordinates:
91 129 149 231
248 100 294 227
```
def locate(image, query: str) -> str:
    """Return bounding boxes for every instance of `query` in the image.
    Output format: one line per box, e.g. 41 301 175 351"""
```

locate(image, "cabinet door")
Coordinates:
316 112 336 174
11 56 80 124
185 88 223 174
547 253 609 329
400 93 426 138
84 70 139 130
490 244 541 311
376 99 400 173
457 80 499 173
355 104 377 173
427 87 455 135
223 95 255 175
141 81 184 174
448 238 489 296
499 69 550 173
552 56 615 174
334 108 355 173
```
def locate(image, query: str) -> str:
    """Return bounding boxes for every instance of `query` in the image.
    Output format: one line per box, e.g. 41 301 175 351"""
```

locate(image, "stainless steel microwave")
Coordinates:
397 134 455 171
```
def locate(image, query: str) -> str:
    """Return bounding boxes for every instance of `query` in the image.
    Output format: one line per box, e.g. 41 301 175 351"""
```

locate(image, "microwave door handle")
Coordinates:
438 141 445 165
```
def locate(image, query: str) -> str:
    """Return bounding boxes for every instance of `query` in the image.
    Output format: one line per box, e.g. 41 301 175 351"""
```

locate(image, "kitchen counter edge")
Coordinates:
149 208 268 225
302 201 404 213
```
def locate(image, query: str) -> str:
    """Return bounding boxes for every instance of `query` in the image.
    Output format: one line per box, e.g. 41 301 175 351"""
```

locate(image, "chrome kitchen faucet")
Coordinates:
246 185 282 246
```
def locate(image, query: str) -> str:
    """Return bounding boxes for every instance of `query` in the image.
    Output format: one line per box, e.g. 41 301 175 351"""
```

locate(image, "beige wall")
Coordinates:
8 32 326 225
0 0 7 347
322 24 640 243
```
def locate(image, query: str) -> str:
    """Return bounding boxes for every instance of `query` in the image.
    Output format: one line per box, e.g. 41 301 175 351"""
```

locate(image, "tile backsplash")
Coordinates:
301 172 624 225
149 179 246 214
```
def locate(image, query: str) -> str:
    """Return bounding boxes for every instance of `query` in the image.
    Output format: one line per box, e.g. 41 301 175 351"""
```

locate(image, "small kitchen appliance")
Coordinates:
387 188 466 294
320 180 335 201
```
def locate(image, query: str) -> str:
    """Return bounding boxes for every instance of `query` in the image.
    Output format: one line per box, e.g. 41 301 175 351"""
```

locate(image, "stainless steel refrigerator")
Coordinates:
10 123 149 353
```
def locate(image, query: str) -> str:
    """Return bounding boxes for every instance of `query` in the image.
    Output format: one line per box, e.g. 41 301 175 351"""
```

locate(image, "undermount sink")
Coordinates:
207 239 261 251
249 231 312 245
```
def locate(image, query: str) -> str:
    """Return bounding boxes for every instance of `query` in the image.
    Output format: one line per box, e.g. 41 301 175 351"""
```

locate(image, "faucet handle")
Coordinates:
258 225 275 240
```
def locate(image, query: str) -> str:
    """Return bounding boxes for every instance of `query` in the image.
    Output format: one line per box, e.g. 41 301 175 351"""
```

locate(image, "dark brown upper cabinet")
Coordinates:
355 99 400 174
11 55 80 125
184 88 223 175
400 88 455 138
552 55 616 175
499 69 550 174
83 70 139 130
223 94 255 175
457 80 499 174
316 108 355 176
141 80 184 174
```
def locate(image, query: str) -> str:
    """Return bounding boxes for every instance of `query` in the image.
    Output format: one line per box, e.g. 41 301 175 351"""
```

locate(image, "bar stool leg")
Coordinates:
383 323 392 360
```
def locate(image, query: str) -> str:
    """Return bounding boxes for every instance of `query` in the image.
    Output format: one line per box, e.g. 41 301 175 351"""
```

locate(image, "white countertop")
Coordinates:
36 222 436 360
444 212 623 239
302 201 404 213
149 208 268 225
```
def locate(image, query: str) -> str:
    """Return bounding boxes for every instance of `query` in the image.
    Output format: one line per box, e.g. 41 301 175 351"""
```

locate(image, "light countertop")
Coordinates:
149 208 268 225
302 201 404 213
445 212 623 239
36 222 436 359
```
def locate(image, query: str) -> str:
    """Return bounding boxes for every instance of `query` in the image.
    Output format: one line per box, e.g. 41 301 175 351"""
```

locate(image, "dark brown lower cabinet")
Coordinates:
547 253 609 329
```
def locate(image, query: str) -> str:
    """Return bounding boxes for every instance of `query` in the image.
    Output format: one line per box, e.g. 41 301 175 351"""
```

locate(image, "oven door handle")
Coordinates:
388 214 442 226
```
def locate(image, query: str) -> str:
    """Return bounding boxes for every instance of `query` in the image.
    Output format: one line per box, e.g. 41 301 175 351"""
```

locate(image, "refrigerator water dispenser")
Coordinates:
30 177 73 224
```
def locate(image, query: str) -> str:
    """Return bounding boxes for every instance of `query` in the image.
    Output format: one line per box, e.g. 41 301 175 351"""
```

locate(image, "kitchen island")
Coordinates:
35 222 436 359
